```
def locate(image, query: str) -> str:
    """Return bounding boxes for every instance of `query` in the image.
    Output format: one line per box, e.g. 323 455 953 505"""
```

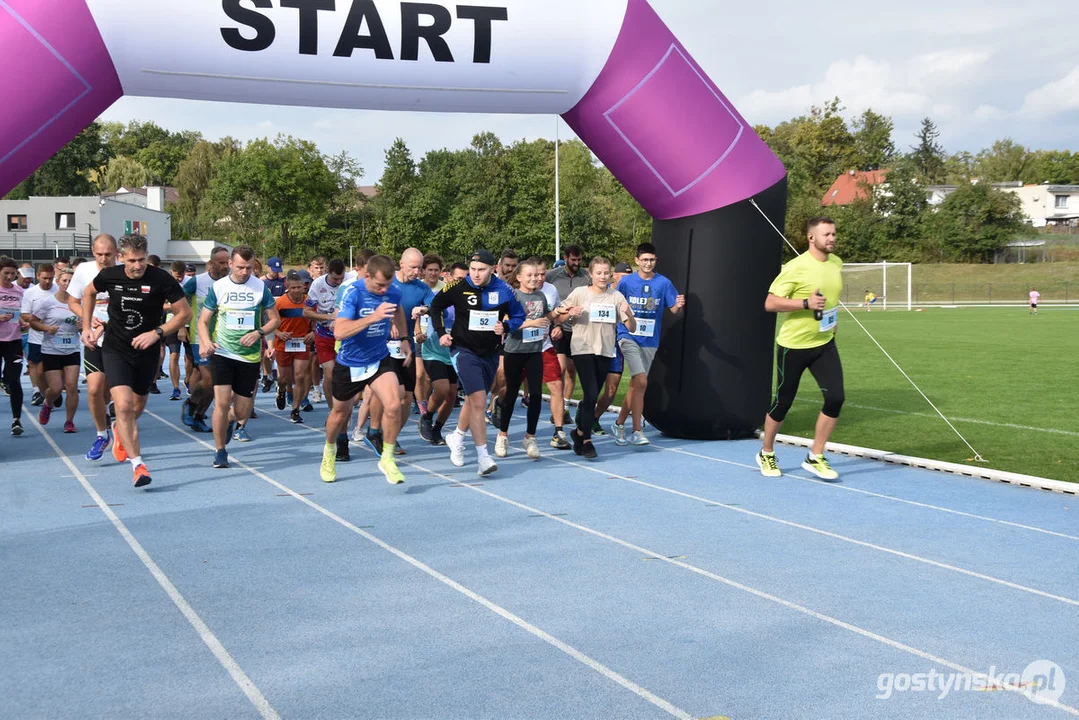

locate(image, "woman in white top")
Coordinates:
29 268 82 431
556 256 636 459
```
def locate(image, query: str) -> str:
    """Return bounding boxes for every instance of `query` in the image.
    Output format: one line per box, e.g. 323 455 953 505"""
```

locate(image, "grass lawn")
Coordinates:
580 306 1078 483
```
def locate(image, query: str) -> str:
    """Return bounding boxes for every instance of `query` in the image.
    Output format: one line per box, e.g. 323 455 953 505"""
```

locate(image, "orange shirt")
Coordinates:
275 294 311 348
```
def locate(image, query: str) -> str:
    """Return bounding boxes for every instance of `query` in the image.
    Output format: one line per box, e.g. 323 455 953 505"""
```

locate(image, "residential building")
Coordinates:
1005 184 1079 228
820 169 889 206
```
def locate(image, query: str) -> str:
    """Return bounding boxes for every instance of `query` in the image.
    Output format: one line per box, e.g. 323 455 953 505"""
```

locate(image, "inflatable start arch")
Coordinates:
1 0 787 439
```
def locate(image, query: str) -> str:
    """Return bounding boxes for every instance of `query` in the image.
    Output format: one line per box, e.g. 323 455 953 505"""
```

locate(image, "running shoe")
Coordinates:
170 388 182 401
445 430 466 467
10 418 23 436
351 422 364 442
38 403 52 426
477 455 498 476
550 430 571 450
484 410 493 425
320 444 336 483
233 425 252 442
86 433 109 461
52 394 62 408
249 409 258 419
419 413 434 443
30 391 44 406
301 399 314 412
494 434 509 458
629 430 650 446
213 449 229 468
286 391 294 406
571 429 584 456
490 404 502 429
148 382 160 395
260 376 274 394
63 421 76 434
610 423 628 446
801 453 839 480
522 437 540 460
290 409 303 424
431 426 445 446
276 388 286 410
133 464 152 488
191 417 212 433
111 422 128 463
394 441 406 456
581 441 598 460
379 457 406 485
336 437 351 462
755 451 782 478
591 419 606 435
181 399 195 427
363 430 384 456
311 387 323 404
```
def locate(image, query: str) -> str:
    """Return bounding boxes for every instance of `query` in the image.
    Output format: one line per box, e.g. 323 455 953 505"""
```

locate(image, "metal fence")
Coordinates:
911 282 1076 304
0 233 93 264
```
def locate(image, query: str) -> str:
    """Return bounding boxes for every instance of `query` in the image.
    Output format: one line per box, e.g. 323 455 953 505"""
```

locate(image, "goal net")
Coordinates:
840 262 912 311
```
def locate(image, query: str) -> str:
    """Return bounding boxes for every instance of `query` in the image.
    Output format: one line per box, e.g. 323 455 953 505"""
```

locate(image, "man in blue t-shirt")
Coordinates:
320 255 409 486
610 242 685 446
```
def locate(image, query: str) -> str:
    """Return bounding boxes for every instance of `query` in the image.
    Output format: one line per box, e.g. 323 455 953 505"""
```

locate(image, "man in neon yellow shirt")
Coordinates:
756 217 845 480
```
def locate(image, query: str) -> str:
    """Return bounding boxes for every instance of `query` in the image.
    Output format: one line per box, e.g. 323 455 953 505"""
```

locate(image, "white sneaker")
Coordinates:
446 430 466 467
351 423 365 443
494 435 509 458
610 423 627 446
478 454 498 476
629 430 650 446
522 436 540 459
311 387 323 403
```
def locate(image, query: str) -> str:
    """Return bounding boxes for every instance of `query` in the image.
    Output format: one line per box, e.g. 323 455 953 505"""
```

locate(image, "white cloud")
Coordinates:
908 49 992 90
973 104 1002 121
312 119 333 129
256 120 274 130
1020 66 1079 117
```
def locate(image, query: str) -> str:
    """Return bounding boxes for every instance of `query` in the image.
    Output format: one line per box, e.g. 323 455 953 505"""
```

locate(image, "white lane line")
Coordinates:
250 406 1079 716
521 409 1079 543
144 410 693 720
23 410 280 720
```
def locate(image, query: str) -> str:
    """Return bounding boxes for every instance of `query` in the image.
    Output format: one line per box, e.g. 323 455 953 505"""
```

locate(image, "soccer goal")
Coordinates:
841 262 913 311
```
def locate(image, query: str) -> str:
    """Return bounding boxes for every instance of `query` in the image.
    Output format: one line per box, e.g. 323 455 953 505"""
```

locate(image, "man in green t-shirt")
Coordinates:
756 217 845 481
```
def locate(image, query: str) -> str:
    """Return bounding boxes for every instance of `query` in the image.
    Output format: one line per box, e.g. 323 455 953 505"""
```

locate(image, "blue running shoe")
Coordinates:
170 388 182 401
213 449 229 468
233 425 251 442
286 391 294 406
363 430 384 455
301 399 314 412
191 418 212 433
181 400 195 427
226 421 235 445
86 433 109 462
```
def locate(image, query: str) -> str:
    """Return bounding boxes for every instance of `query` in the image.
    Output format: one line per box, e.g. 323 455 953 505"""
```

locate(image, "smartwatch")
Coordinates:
802 298 809 310
154 327 164 337
257 328 266 337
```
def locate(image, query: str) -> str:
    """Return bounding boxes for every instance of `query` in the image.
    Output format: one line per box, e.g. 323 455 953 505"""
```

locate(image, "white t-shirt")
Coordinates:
306 275 343 338
21 282 59 345
34 294 81 355
540 282 560 353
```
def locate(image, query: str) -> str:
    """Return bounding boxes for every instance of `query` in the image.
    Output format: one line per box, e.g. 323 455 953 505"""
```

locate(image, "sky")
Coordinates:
98 0 1079 185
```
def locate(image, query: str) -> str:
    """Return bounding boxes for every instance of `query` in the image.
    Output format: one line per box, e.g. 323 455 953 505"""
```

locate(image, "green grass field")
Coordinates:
590 306 1078 483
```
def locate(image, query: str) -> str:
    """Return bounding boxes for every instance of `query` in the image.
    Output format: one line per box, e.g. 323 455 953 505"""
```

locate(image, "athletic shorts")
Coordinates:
190 344 211 368
332 356 396 402
42 352 80 372
182 339 195 359
1031 303 1038 309
451 348 499 396
425 357 458 385
314 333 337 365
27 343 42 364
163 333 181 353
210 355 260 398
83 344 104 375
608 345 624 376
541 347 561 384
392 356 417 392
555 329 573 356
21 333 28 356
618 339 656 378
102 348 159 396
274 346 311 367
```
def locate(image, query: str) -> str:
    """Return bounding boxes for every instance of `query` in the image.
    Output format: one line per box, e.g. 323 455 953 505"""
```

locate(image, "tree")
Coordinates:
101 155 154 192
1030 150 1079 185
371 138 422 254
944 151 977 184
926 183 1025 262
851 109 896 171
909 117 947 184
101 120 201 184
975 139 1035 183
172 140 235 239
4 122 107 199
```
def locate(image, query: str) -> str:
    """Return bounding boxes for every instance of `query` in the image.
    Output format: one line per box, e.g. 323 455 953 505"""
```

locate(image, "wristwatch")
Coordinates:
154 327 164 337
257 328 266 337
802 298 809 310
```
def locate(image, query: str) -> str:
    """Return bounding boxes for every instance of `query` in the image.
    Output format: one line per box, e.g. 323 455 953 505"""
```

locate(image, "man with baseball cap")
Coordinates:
260 257 287 393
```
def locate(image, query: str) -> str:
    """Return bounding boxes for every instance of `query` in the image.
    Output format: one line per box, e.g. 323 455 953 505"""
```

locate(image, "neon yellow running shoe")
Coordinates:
801 453 839 480
378 457 405 485
320 443 337 483
755 450 782 477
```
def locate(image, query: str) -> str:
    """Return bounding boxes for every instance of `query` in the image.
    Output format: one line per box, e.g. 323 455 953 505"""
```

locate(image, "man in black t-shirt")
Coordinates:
81 235 191 488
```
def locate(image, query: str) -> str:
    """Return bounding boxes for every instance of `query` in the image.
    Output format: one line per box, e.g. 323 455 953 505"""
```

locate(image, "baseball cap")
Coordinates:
470 249 496 266
185 263 196 273
268 257 283 272
296 269 313 283
613 262 632 273
18 267 34 279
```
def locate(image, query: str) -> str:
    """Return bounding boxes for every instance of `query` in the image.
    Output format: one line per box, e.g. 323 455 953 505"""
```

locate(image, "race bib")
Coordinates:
631 319 655 338
349 362 380 382
521 327 544 343
589 303 616 324
224 309 255 331
284 338 305 353
386 340 406 359
469 310 498 331
819 307 838 332
0 304 20 319
420 315 431 333
56 334 76 347
93 299 109 323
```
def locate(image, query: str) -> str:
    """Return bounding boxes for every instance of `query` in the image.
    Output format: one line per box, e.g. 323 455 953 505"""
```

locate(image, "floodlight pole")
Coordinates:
554 117 561 263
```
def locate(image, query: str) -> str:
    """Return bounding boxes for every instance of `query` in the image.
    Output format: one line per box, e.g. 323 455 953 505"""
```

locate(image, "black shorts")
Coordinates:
425 358 458 385
83 344 105 376
42 353 81 372
392 356 417 392
163 333 181 353
102 348 160 396
210 355 260 398
182 339 194 359
27 343 42 364
555 329 573 356
332 356 396 402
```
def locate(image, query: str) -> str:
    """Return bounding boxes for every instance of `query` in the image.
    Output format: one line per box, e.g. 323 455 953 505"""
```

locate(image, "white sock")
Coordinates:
129 455 144 469
476 444 490 460
453 427 465 437
98 430 108 439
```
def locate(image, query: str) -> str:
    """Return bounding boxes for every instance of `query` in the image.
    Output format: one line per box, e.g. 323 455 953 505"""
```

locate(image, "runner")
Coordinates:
557 257 635 459
306 255 328 403
610 243 685 446
21 263 59 408
198 245 280 468
0 257 26 435
66 235 119 456
592 261 632 435
321 254 408 484
545 244 591 426
1029 286 1040 315
428 249 526 475
162 261 188 400
756 216 845 480
414 252 445 417
179 247 231 433
274 270 314 423
80 235 191 487
304 258 345 410
30 267 81 432
417 262 468 446
535 258 570 449
260 256 287 393
494 257 553 459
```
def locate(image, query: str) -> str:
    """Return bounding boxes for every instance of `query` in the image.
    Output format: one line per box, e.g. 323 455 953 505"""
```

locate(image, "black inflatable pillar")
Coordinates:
643 177 787 440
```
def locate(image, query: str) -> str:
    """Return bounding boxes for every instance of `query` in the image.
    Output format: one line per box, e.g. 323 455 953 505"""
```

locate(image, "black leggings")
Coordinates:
499 352 543 435
571 354 611 440
0 340 24 419
768 340 844 423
